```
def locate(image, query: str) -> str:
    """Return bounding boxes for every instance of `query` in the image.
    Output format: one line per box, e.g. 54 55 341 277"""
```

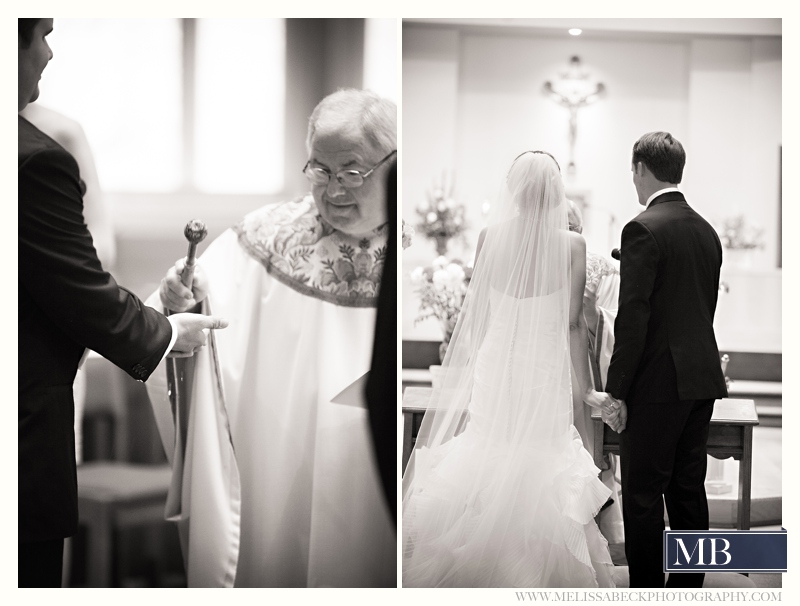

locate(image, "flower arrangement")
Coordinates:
415 175 468 256
410 256 473 360
716 215 764 250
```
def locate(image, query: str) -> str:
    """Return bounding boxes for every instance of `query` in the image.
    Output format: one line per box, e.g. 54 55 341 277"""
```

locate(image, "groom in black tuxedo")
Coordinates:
19 18 227 587
604 132 728 588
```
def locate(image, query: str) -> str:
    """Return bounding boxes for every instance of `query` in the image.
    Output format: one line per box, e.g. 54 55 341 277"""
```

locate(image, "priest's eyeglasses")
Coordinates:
303 150 397 188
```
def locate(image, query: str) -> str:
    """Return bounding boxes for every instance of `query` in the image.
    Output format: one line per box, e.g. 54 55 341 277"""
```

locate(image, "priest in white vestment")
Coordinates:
145 89 397 587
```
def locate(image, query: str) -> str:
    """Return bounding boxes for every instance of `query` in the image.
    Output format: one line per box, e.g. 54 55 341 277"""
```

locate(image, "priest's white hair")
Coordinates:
306 88 397 155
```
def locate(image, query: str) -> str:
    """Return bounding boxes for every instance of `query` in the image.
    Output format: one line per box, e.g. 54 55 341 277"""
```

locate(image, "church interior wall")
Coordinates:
402 22 781 354
401 27 461 343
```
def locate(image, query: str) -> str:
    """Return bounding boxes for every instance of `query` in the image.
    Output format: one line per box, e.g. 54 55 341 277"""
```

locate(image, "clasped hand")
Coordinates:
160 258 227 358
584 389 627 433
160 257 210 312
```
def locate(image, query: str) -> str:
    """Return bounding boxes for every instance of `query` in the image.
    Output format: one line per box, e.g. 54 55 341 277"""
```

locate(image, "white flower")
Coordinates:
418 200 429 212
432 269 449 290
445 198 455 209
437 202 447 212
410 266 424 284
433 188 444 199
432 256 449 270
445 263 466 289
426 212 438 224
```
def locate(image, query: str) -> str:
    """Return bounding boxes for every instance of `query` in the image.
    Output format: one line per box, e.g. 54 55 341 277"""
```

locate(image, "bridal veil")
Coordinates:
402 152 614 587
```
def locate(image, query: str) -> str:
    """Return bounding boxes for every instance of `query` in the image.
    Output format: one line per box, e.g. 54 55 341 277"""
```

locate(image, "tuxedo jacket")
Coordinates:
605 191 728 405
19 115 172 542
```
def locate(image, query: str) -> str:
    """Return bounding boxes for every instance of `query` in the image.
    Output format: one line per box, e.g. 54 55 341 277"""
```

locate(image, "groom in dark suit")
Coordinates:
603 132 728 588
19 18 227 587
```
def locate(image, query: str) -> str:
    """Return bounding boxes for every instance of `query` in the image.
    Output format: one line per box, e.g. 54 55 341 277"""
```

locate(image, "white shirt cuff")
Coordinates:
161 315 180 365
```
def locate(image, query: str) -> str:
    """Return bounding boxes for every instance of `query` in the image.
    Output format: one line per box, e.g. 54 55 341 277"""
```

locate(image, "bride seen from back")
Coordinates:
402 151 620 588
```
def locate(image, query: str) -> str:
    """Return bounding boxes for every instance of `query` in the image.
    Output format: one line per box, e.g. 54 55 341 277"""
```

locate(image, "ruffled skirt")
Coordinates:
402 425 615 588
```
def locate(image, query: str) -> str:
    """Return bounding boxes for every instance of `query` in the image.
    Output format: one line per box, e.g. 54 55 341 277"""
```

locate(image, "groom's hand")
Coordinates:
168 313 229 357
617 400 628 432
594 391 622 417
602 399 627 433
600 394 628 433
601 409 620 432
160 257 210 312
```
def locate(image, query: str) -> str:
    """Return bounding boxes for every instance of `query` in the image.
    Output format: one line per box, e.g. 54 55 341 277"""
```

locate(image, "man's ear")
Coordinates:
634 161 647 178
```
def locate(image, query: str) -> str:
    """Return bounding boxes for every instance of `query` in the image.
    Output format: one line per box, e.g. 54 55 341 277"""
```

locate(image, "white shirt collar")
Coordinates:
646 187 681 208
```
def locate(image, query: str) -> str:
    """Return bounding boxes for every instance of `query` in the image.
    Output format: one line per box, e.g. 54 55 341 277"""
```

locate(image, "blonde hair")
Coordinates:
567 199 583 231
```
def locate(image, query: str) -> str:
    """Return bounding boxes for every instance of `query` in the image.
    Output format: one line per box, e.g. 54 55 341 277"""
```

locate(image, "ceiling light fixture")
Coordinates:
568 28 582 36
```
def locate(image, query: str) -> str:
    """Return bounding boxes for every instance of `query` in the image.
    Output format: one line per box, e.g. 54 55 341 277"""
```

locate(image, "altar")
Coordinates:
591 399 759 530
402 387 780 531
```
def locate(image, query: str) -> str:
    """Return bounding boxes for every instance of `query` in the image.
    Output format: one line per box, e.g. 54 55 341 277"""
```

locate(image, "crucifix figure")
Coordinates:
544 56 605 179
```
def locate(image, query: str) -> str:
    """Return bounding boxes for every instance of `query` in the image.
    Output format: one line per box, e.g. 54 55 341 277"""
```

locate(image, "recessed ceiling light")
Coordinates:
569 28 582 36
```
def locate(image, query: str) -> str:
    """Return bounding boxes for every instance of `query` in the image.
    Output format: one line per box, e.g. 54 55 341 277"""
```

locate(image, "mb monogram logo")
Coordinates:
664 530 787 573
672 537 732 566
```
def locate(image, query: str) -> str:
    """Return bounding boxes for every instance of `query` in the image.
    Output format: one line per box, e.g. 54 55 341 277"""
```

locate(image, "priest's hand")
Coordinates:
160 257 210 312
168 313 229 357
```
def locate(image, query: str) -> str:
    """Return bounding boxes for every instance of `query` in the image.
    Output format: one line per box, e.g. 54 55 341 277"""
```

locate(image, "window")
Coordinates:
37 18 287 194
40 19 184 192
194 19 286 193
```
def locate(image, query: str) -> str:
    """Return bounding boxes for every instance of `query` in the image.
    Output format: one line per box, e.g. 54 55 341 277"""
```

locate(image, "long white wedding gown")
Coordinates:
403 151 619 588
403 288 615 587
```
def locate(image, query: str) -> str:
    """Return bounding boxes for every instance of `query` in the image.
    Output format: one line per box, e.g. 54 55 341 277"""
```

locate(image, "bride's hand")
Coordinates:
583 389 621 416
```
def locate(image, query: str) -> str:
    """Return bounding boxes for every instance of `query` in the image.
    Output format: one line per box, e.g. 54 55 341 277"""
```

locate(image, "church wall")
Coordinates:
402 23 781 353
455 34 689 255
401 27 461 339
750 37 782 269
685 37 781 270
683 37 782 352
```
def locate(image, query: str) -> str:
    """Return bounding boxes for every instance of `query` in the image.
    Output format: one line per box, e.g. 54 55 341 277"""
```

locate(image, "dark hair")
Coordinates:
632 131 685 183
19 19 42 49
512 150 561 173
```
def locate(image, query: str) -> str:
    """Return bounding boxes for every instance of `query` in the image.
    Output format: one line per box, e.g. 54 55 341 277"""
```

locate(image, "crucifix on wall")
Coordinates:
543 56 605 180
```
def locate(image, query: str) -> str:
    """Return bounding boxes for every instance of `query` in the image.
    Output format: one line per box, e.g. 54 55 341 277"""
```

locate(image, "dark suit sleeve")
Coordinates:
19 147 171 381
606 219 659 400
